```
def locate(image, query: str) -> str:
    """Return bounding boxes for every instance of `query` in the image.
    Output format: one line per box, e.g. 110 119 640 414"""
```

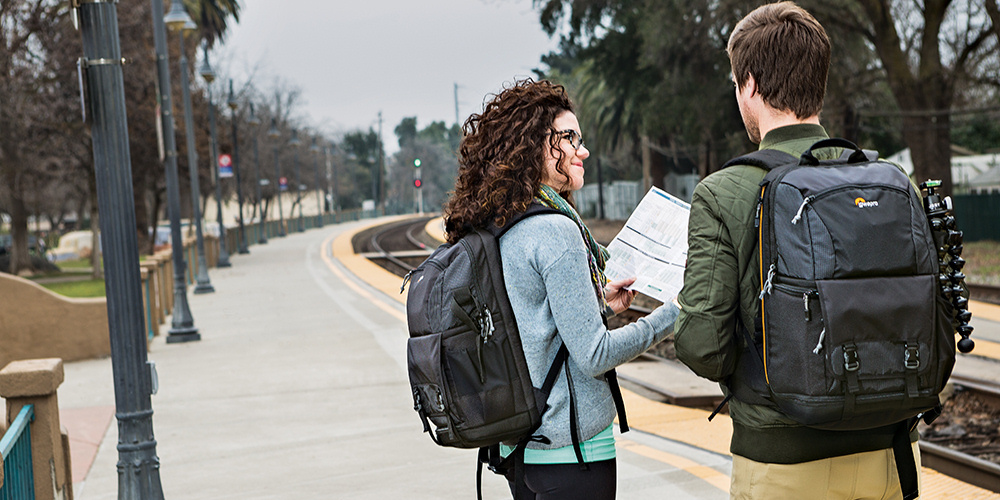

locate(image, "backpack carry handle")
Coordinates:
800 138 868 165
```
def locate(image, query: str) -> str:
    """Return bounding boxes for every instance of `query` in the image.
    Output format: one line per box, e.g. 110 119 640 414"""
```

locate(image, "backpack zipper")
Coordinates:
759 264 776 299
460 238 496 384
788 184 911 225
790 196 814 224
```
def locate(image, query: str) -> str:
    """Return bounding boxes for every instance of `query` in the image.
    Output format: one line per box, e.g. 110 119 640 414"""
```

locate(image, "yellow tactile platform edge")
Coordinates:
331 215 415 306
334 217 1000 499
620 387 999 499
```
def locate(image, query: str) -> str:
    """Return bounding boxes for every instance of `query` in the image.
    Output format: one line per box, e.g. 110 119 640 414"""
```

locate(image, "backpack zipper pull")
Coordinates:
476 307 494 385
812 327 826 354
791 196 814 224
400 270 414 294
803 292 811 321
754 201 762 228
759 264 776 299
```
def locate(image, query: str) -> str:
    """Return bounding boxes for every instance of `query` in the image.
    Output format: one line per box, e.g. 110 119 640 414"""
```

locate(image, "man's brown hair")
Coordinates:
727 2 830 118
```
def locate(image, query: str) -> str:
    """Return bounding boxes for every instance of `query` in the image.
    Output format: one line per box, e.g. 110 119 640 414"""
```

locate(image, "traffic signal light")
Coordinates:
414 158 421 168
414 178 422 188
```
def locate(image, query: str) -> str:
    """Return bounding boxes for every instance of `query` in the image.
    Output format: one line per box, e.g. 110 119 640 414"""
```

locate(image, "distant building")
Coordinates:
886 147 1000 193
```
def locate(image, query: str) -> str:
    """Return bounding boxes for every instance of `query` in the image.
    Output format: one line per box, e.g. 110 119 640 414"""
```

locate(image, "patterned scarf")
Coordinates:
535 184 610 307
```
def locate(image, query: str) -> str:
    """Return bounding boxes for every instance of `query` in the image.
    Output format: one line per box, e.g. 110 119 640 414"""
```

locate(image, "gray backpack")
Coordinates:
722 139 963 500
723 138 958 429
402 205 629 499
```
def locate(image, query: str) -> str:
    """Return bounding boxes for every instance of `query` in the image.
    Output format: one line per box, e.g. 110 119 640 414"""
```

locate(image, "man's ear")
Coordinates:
745 73 757 98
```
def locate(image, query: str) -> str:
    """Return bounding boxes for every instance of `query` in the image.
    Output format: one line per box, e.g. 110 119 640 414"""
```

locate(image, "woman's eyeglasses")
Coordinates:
549 129 585 151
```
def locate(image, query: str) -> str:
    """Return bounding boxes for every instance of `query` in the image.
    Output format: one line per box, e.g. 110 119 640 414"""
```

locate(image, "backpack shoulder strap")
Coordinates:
489 203 563 239
721 149 798 171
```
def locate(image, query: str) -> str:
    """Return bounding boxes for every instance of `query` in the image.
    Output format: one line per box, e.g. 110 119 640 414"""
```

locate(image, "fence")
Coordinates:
953 192 1000 242
0 405 35 500
574 181 643 220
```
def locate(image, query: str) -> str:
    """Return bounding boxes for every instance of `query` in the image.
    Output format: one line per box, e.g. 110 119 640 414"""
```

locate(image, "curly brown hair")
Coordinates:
443 78 575 244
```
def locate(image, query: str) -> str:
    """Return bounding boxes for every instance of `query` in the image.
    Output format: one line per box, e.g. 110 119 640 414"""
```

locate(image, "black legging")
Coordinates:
507 459 617 500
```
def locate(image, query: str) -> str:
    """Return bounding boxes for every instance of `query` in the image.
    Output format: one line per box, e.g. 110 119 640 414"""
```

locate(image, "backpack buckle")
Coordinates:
904 345 920 370
412 388 422 412
843 345 860 372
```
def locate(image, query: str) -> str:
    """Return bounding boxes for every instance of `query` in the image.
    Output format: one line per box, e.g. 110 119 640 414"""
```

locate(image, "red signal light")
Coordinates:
414 179 422 188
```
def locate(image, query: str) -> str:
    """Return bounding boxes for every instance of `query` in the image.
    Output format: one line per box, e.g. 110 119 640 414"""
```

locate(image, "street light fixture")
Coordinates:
289 129 304 232
227 79 249 253
152 0 200 345
167 9 213 294
267 118 286 237
198 43 230 267
75 1 168 496
248 104 267 244
310 137 323 228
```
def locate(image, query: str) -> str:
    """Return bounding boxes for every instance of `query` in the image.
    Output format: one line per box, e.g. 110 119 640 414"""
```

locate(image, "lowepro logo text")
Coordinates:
854 197 879 209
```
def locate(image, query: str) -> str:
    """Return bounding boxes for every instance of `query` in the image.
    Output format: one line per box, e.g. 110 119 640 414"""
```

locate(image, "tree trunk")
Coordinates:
8 194 32 275
902 113 953 194
132 166 152 255
3 164 33 275
857 0 957 193
89 187 103 280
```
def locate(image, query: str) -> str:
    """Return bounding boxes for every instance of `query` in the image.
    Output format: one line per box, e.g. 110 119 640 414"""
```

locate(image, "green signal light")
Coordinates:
414 159 421 168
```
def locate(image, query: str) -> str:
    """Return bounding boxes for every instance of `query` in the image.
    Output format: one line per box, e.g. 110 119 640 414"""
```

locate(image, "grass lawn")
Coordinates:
39 279 106 298
963 240 1000 286
56 257 94 270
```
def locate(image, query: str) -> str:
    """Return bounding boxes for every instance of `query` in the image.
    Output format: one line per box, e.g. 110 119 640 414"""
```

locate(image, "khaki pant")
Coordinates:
730 442 921 500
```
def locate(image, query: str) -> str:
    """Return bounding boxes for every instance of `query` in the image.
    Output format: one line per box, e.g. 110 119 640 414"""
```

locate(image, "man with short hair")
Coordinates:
673 2 920 498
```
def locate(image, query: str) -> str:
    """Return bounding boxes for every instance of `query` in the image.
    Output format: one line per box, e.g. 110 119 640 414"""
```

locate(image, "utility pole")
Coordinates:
454 82 460 127
73 0 166 497
377 111 384 214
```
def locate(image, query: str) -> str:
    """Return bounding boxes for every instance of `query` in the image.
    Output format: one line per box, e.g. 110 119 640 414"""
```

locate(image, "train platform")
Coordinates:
54 215 1000 499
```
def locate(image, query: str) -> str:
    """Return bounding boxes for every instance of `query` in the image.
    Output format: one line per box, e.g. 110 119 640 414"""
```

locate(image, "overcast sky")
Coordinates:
214 0 561 152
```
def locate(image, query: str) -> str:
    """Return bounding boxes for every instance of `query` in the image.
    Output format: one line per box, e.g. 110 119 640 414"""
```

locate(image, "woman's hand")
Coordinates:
604 277 637 315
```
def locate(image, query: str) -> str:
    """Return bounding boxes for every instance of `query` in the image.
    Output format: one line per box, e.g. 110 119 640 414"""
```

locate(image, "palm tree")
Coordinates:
183 0 240 48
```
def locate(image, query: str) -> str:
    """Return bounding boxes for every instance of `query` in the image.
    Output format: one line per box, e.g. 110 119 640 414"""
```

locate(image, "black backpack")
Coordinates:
402 205 629 499
722 138 963 500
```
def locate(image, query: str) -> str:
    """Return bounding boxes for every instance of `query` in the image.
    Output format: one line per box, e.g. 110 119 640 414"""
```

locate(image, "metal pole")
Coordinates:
228 80 249 253
294 146 303 232
377 110 384 214
251 111 267 243
270 120 286 237
150 0 199 344
312 140 323 228
329 145 339 216
596 157 606 220
201 46 230 267
76 2 167 498
176 29 213 294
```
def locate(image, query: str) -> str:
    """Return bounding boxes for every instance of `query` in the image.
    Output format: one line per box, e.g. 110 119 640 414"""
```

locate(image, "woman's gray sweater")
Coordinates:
500 213 679 450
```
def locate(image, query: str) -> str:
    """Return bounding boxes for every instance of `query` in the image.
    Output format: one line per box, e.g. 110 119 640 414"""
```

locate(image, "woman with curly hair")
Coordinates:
444 78 679 499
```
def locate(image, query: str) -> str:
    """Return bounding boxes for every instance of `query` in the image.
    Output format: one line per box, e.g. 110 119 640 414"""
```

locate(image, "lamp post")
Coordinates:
325 143 337 218
289 129 303 232
227 80 249 253
248 104 267 244
154 0 199 345
198 43 230 267
310 137 323 228
75 2 167 497
167 8 213 294
268 118 286 237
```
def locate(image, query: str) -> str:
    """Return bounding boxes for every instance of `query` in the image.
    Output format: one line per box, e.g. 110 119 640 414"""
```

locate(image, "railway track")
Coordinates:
365 217 1000 493
969 283 1000 306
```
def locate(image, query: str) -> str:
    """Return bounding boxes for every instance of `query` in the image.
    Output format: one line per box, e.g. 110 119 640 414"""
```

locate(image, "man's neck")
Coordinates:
758 109 821 142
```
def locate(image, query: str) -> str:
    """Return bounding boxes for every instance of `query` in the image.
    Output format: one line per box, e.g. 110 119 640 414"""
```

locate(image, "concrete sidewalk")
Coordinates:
61 218 514 499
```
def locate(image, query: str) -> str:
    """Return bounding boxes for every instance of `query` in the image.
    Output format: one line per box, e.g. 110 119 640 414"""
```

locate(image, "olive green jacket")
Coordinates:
674 124 906 463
